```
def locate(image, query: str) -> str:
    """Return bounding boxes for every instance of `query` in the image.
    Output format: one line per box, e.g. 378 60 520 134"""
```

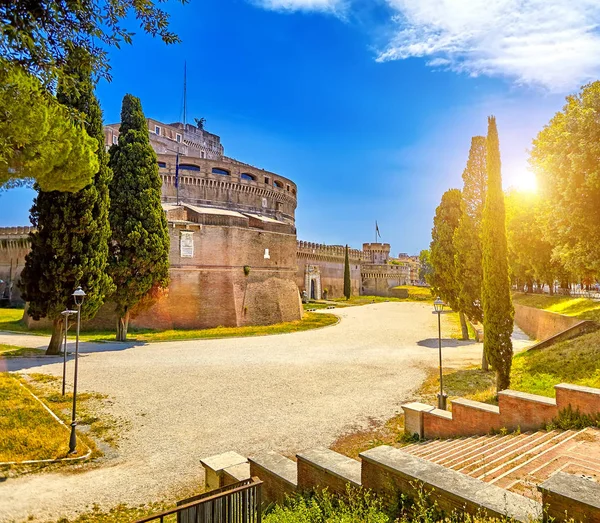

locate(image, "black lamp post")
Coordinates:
60 309 77 396
434 297 447 410
69 286 86 454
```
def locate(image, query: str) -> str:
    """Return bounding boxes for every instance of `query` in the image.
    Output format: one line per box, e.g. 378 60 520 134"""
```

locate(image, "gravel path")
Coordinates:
0 303 532 522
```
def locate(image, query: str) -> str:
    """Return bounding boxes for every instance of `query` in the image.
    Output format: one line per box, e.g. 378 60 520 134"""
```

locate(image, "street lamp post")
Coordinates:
434 297 447 410
69 286 86 454
60 309 77 396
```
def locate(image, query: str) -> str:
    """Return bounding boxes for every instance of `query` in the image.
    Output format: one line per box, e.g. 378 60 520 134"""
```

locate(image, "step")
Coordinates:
474 430 577 482
414 436 487 461
444 432 537 470
406 438 465 458
296 447 361 496
490 430 585 487
431 435 510 466
460 430 560 476
539 472 600 522
200 451 248 490
248 451 297 505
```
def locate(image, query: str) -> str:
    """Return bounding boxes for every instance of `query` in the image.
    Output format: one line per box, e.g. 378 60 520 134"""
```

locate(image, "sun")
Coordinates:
510 167 538 193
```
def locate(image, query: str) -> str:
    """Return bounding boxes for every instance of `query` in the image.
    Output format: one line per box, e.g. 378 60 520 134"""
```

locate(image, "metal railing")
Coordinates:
136 477 262 523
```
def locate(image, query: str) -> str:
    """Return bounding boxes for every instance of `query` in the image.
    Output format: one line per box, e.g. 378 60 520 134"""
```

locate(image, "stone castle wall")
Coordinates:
0 227 32 304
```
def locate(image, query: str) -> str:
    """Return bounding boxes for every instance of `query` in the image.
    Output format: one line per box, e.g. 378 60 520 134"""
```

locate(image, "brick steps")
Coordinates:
401 427 600 501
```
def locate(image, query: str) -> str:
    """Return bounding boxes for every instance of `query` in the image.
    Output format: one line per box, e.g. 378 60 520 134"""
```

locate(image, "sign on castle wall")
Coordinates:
180 231 194 258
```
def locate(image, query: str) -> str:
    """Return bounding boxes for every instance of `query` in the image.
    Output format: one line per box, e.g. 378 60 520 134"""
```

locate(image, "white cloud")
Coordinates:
254 0 344 13
376 0 600 91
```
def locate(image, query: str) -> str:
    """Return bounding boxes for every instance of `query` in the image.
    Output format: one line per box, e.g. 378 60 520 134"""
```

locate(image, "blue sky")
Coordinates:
3 0 598 254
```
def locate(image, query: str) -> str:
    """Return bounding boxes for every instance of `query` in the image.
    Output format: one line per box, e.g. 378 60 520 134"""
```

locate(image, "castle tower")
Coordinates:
362 243 391 265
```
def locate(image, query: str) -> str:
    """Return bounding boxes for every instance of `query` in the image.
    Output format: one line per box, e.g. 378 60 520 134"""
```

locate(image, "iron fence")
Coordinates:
136 477 262 523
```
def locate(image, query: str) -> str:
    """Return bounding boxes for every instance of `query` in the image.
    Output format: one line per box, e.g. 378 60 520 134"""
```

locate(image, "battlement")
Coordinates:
362 243 391 252
296 241 370 262
0 226 34 238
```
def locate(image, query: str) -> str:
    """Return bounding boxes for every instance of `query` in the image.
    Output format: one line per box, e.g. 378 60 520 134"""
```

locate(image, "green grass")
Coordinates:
392 285 434 302
510 330 600 397
0 373 89 462
512 292 600 322
0 307 338 343
0 344 45 358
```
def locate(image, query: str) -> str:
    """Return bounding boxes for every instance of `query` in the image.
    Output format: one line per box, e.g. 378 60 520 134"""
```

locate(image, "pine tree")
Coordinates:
19 48 114 355
108 94 170 341
481 116 514 392
343 244 351 300
429 189 464 333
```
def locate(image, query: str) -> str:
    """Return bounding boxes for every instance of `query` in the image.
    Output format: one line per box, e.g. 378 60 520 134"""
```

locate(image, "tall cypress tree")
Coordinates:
481 116 514 392
19 48 114 355
343 244 351 300
108 94 170 341
429 189 463 333
454 136 487 326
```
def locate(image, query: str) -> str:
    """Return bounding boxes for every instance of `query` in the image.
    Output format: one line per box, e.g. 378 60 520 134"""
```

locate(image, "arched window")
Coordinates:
292 188 297 196
157 161 167 168
274 180 284 188
180 164 200 172
240 173 256 181
212 167 230 176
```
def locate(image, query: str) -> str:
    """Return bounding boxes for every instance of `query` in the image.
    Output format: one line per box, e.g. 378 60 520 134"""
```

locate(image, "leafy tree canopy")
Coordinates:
0 60 98 191
1 0 186 87
530 81 600 278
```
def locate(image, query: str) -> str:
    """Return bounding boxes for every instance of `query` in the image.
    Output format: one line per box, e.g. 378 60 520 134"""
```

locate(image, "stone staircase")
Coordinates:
400 427 600 501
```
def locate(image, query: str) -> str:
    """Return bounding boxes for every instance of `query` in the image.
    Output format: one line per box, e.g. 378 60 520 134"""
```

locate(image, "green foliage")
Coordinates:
546 405 600 431
19 49 114 354
264 487 391 523
505 191 562 292
1 0 185 87
108 94 170 340
429 189 462 310
244 265 251 276
454 136 486 322
418 249 433 282
512 293 600 322
343 244 351 300
530 81 600 278
481 116 513 392
0 60 97 192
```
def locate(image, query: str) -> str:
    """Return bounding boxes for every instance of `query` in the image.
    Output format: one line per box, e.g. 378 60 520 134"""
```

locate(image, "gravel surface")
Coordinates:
0 303 532 522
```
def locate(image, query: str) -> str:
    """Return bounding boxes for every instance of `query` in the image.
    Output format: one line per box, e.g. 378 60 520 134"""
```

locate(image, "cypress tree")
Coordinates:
481 116 514 392
19 48 114 355
454 136 486 325
429 189 464 333
108 94 170 341
343 244 351 300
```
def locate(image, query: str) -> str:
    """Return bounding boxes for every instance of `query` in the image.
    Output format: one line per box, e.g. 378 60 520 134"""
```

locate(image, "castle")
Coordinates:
0 120 420 328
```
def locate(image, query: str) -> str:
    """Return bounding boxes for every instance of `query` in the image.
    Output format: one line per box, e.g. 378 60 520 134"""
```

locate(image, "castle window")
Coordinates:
155 125 161 135
286 184 290 191
112 135 118 144
274 180 284 188
176 133 182 143
241 173 256 181
180 164 200 172
157 161 167 168
264 177 270 185
201 151 206 159
212 168 230 176
292 188 297 196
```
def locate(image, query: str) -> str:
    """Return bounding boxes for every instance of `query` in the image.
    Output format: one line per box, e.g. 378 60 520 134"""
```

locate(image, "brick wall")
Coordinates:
416 384 600 440
0 228 32 305
514 304 584 341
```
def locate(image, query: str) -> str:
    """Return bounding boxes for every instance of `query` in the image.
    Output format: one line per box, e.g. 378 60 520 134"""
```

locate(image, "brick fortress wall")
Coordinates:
0 227 32 304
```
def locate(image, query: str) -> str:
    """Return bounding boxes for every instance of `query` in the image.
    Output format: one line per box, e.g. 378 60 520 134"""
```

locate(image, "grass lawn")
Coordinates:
512 292 600 322
0 372 89 462
0 308 338 343
393 285 433 301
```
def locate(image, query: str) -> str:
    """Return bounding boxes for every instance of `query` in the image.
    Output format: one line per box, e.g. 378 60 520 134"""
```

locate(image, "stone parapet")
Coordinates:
538 472 600 522
296 448 361 496
248 451 298 506
360 446 541 522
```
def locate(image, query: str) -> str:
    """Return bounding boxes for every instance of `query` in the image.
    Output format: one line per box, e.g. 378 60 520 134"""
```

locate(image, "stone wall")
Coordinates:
0 227 33 305
514 304 585 341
